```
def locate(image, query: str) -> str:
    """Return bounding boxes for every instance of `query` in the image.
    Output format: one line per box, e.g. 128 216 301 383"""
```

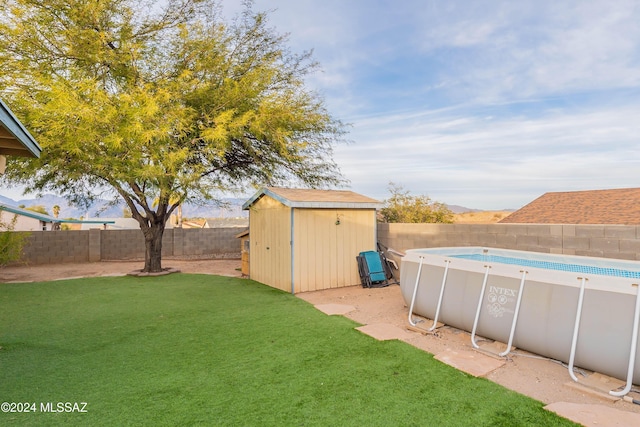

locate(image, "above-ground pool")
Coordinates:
400 247 640 395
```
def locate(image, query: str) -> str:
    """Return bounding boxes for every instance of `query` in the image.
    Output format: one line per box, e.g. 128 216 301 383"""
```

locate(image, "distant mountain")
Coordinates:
446 204 480 214
446 204 515 214
0 194 15 206
1 193 512 218
0 194 248 219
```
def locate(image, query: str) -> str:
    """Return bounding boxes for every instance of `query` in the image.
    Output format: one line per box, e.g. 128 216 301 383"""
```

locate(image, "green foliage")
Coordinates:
0 209 28 266
0 0 346 271
0 275 575 426
23 205 49 215
379 182 454 223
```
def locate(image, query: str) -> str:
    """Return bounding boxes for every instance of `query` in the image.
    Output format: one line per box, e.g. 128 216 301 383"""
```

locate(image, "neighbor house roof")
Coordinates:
0 99 42 158
235 229 249 239
499 188 640 224
242 187 383 210
0 202 115 226
204 218 249 228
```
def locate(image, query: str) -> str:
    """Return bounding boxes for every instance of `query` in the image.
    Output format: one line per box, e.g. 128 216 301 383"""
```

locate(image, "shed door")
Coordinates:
293 209 376 293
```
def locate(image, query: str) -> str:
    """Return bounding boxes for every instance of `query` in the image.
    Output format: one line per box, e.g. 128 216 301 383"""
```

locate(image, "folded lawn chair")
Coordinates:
357 248 398 288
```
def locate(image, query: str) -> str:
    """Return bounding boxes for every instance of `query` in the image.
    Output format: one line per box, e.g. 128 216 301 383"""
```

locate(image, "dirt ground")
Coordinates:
2 259 640 425
0 258 243 282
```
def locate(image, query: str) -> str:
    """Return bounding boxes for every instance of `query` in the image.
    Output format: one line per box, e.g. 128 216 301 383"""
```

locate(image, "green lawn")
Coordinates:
0 274 577 426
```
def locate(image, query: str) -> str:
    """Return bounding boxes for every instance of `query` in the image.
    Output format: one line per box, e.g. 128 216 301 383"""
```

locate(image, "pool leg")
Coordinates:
499 270 528 357
568 277 588 382
609 283 640 397
408 256 425 327
471 265 492 349
428 260 451 331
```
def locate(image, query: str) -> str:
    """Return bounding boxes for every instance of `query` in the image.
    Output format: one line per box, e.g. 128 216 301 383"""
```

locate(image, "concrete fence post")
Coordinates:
89 229 101 262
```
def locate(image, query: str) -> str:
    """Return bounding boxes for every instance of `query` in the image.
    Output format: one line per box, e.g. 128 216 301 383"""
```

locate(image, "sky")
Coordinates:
3 0 640 210
219 0 640 210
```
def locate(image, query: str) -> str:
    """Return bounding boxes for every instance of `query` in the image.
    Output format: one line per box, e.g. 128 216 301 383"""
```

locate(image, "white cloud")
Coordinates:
414 0 640 102
336 102 640 209
220 0 640 209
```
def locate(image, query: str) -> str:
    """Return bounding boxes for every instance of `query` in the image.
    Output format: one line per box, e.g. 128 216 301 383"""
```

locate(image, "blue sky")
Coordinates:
220 0 640 209
3 0 640 210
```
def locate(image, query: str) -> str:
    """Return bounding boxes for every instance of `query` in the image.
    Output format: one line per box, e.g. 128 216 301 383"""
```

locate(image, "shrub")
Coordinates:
379 182 454 223
0 210 29 266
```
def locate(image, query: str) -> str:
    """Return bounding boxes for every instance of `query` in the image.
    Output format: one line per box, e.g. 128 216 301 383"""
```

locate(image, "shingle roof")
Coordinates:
242 187 382 210
499 188 640 224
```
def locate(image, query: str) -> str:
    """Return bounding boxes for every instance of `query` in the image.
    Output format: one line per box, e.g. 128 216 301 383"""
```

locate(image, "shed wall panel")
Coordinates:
249 196 291 292
337 209 377 286
293 208 376 293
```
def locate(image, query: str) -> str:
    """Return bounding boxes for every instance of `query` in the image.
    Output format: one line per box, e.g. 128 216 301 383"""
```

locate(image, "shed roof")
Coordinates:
0 202 115 225
0 99 42 158
242 187 383 210
499 188 640 224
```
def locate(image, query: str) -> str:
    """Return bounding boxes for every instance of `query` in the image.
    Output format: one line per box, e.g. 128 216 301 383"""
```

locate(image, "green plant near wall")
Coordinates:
379 182 454 223
0 209 29 266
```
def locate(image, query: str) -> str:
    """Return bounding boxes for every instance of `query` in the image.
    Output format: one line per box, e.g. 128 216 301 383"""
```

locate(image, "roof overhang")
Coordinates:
0 203 115 225
0 98 42 159
242 187 384 210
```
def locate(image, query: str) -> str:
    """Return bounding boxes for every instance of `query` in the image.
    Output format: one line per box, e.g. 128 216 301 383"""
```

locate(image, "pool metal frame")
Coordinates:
402 247 640 397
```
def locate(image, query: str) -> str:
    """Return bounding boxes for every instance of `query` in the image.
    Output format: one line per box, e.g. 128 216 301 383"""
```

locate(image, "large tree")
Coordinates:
0 0 346 272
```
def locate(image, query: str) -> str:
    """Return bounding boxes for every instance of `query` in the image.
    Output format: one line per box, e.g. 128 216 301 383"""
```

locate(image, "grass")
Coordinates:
0 274 577 426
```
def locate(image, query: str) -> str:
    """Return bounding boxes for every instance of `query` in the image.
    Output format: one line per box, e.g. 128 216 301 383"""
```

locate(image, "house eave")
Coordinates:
0 98 42 159
0 202 115 225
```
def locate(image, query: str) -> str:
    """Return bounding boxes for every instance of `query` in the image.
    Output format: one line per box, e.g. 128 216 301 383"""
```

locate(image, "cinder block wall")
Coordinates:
20 229 91 264
180 228 240 256
377 223 640 261
100 229 147 260
12 227 243 265
11 223 640 266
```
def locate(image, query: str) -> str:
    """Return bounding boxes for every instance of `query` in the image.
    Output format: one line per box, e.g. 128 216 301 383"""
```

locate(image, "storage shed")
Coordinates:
235 228 250 277
242 187 383 293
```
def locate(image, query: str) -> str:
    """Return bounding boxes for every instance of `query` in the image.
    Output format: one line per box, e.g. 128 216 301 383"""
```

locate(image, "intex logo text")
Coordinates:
488 286 517 297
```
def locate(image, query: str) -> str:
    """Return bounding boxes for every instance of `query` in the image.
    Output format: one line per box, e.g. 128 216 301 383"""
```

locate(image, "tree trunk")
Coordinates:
143 221 165 273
